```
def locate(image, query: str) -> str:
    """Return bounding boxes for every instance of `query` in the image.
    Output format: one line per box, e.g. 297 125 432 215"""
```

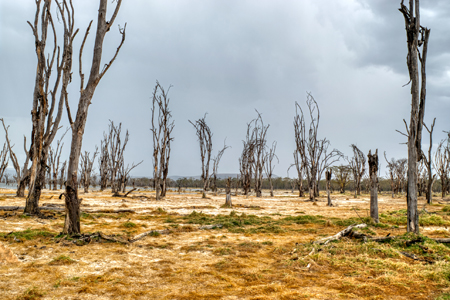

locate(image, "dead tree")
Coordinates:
399 0 430 234
107 121 128 194
98 131 110 191
349 144 366 196
224 177 232 207
264 141 278 197
210 141 230 195
384 153 397 198
290 150 304 197
151 81 174 200
118 160 143 194
25 0 78 215
332 165 352 194
0 119 31 197
59 161 66 189
417 159 427 197
394 159 408 195
434 139 450 198
368 149 379 223
325 169 332 206
239 126 255 196
79 147 98 193
63 0 125 234
48 129 68 190
189 115 213 198
422 119 436 203
0 143 9 183
251 111 269 198
294 93 341 201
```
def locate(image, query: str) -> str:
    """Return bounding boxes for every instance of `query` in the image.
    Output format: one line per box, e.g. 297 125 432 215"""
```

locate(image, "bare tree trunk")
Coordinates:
400 0 430 234
17 172 29 197
63 0 125 235
326 169 332 206
368 149 379 223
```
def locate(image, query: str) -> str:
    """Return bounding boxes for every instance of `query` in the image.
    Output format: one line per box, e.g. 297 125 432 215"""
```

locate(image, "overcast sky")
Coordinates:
0 0 449 179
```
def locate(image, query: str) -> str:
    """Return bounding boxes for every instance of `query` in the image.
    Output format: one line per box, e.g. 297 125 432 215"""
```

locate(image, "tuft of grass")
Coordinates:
442 206 450 212
49 255 76 265
213 247 235 256
436 293 450 300
152 207 167 215
15 286 45 300
121 221 137 228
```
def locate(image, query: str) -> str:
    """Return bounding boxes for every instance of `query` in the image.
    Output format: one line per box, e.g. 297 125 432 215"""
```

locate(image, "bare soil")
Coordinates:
1 188 450 299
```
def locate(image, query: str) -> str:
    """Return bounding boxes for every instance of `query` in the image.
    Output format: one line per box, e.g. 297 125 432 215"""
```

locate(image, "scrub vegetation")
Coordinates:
1 188 450 299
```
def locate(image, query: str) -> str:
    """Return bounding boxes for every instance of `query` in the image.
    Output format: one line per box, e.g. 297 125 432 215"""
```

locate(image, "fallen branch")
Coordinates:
315 224 367 245
113 188 138 198
124 188 138 197
199 224 223 230
128 229 171 243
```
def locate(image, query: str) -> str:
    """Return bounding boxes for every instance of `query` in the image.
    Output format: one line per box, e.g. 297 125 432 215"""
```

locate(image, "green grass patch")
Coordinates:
1 228 56 241
281 215 326 225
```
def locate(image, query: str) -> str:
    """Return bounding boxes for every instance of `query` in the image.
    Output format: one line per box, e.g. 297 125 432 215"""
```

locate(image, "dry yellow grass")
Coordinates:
0 188 449 299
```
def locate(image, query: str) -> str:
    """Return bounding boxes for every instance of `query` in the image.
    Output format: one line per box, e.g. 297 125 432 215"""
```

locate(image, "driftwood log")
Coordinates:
314 224 367 245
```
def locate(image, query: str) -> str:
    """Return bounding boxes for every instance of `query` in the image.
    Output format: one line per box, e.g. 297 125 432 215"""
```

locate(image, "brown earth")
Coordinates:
0 188 449 300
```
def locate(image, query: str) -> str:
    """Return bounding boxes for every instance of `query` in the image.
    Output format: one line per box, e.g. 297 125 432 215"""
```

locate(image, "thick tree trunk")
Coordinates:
24 154 48 215
368 150 379 223
16 173 29 197
309 175 316 201
63 101 89 235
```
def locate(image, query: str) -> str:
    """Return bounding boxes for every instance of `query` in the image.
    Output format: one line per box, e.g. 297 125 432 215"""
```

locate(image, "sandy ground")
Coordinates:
0 188 449 299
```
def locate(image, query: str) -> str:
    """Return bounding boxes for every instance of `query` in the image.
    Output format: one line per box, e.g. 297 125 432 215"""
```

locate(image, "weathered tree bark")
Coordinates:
368 149 379 223
326 169 332 206
63 0 125 235
399 0 430 234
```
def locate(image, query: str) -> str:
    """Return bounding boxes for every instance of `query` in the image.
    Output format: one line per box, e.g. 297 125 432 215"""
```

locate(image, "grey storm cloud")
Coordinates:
0 0 449 178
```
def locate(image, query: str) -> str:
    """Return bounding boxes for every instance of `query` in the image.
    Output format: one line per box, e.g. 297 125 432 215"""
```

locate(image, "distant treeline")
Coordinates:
124 176 447 195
